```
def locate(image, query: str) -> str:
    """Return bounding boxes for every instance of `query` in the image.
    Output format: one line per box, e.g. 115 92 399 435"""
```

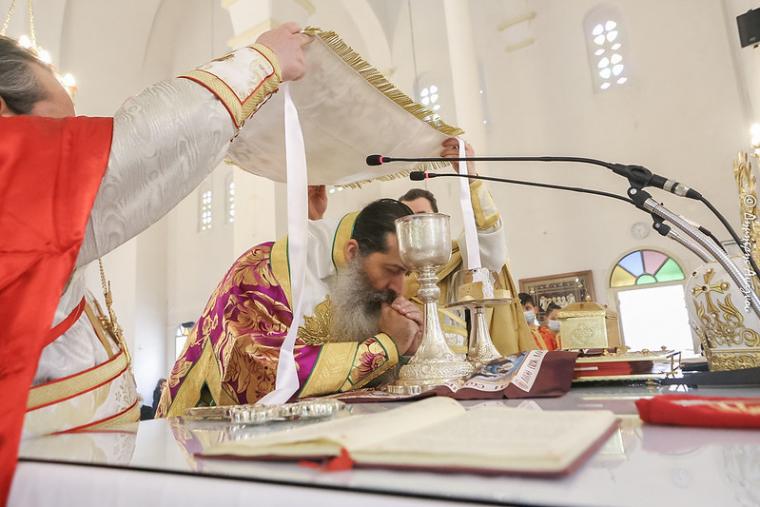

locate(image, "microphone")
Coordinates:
366 154 386 166
610 165 700 200
370 154 701 200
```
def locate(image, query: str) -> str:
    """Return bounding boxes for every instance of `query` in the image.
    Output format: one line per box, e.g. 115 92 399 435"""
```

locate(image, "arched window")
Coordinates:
584 5 630 92
415 71 444 123
609 249 695 354
418 83 442 123
419 84 440 113
226 176 236 225
198 188 213 232
610 249 685 287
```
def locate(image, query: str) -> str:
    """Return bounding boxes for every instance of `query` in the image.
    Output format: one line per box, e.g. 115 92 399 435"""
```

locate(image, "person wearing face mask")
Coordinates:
538 303 562 351
519 293 538 327
519 293 551 349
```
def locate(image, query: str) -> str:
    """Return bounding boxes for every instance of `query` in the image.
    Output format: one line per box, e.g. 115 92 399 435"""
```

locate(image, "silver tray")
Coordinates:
184 399 348 425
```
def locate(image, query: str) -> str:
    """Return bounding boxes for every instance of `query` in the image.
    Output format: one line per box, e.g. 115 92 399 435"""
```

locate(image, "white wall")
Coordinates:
155 1 239 396
468 0 750 305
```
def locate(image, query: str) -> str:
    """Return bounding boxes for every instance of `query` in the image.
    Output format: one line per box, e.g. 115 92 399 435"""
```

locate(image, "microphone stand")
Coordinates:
657 222 712 263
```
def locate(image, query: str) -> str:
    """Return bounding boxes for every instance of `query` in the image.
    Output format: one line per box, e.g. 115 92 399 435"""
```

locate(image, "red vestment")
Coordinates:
636 394 760 428
537 326 559 351
0 116 112 504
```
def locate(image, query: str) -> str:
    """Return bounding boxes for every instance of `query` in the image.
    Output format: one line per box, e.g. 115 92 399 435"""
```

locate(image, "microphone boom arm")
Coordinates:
628 187 760 318
666 229 712 263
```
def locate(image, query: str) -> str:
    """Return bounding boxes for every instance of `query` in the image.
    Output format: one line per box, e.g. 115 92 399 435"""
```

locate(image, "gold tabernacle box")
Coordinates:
556 302 622 349
557 302 609 349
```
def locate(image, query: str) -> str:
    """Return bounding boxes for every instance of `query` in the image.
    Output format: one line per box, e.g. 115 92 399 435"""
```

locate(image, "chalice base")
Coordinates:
395 359 474 387
466 305 503 366
384 383 426 396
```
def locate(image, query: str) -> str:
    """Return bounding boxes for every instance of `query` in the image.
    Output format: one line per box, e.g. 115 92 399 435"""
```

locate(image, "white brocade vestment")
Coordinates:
27 45 282 436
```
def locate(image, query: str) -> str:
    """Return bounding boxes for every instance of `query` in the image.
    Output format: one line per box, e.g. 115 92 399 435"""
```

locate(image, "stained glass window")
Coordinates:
609 249 685 288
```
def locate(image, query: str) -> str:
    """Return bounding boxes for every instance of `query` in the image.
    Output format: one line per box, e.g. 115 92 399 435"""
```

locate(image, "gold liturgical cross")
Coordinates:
691 269 729 298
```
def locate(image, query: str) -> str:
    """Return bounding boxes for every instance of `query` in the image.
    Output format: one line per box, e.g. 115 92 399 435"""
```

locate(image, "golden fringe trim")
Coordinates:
304 27 464 138
227 28 464 189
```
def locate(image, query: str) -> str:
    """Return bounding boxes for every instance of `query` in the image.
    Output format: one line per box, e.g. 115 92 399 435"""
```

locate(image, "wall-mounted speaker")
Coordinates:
737 8 760 48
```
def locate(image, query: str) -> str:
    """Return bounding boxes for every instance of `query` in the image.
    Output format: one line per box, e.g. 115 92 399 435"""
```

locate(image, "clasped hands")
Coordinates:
379 296 424 356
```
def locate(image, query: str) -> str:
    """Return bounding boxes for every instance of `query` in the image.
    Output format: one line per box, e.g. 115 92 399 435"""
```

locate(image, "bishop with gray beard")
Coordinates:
329 256 398 342
159 198 424 416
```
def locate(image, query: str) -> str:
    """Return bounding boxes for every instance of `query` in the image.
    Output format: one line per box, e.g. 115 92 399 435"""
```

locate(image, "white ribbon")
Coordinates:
258 84 308 405
457 138 481 270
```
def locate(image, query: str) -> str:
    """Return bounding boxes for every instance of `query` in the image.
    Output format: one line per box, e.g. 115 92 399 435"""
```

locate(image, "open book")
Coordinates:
201 397 618 476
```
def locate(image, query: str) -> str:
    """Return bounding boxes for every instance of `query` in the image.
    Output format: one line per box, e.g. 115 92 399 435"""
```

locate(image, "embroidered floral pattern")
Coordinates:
359 351 386 376
346 337 394 389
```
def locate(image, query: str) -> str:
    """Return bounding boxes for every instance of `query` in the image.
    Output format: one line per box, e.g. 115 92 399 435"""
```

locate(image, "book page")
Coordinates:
353 406 617 473
203 397 465 458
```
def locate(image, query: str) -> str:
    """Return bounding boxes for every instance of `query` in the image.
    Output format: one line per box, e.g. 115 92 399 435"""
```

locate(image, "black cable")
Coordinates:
390 155 615 170
418 172 632 204
698 226 728 254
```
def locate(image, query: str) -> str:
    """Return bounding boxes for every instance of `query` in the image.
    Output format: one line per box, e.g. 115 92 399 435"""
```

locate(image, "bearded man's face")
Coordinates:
329 256 398 342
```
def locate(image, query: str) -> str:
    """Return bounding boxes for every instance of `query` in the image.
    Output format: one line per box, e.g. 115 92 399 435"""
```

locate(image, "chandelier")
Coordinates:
1 0 77 97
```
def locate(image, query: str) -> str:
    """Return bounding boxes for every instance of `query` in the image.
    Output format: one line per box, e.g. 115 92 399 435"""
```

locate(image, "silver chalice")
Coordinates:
447 267 511 365
388 213 474 392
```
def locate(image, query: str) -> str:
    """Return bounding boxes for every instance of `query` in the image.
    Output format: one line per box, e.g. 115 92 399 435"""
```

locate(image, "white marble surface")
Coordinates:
11 385 760 507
